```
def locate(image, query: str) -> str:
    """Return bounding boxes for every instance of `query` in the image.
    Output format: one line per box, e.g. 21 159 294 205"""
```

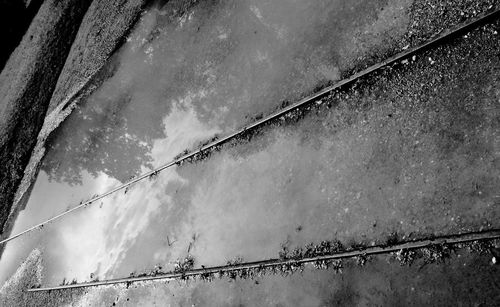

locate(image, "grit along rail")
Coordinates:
27 229 500 292
2 8 500 246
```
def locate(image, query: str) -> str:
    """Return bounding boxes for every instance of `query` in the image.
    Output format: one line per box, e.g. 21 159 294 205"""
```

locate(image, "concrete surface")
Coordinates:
0 0 499 305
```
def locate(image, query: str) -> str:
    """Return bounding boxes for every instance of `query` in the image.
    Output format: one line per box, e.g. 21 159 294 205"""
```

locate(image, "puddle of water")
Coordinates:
0 2 499 303
41 251 500 306
0 0 412 286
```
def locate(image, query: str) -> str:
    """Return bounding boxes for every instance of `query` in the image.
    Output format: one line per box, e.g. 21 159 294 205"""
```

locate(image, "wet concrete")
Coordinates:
76 248 500 306
89 19 498 279
2 244 499 306
0 1 499 305
0 249 84 307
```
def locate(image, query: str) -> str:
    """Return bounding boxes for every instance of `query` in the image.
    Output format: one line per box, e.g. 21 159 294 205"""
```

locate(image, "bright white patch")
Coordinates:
250 5 264 21
151 91 222 163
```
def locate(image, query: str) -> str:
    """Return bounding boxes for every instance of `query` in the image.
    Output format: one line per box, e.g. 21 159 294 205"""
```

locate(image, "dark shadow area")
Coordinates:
0 0 44 71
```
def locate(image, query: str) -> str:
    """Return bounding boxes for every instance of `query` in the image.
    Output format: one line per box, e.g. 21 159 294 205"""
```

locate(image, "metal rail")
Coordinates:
2 8 500 246
27 229 500 292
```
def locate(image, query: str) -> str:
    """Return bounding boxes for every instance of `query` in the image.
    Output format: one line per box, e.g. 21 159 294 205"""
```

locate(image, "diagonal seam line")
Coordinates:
26 229 500 291
2 8 500 245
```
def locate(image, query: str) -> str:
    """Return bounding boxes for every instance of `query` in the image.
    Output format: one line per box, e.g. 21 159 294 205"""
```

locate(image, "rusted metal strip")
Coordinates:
27 229 500 292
